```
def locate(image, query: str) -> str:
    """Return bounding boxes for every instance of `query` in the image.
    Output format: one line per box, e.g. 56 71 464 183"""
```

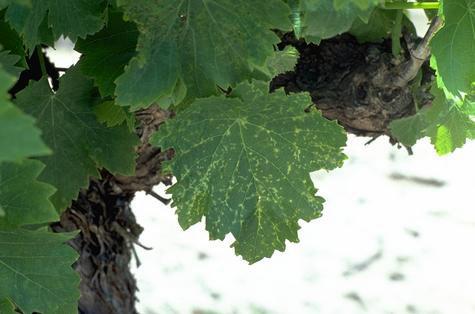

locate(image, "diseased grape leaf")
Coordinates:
390 84 475 154
14 67 139 211
0 65 50 163
0 229 79 314
0 160 57 227
152 81 347 263
431 0 475 97
300 0 374 43
76 11 138 97
5 0 106 51
115 0 292 109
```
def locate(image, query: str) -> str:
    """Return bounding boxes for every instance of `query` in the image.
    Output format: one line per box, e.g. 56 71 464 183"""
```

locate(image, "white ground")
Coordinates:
132 137 475 314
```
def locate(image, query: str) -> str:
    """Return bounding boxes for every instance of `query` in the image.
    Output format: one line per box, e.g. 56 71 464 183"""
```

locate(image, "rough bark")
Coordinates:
51 108 171 314
38 30 436 313
270 33 435 139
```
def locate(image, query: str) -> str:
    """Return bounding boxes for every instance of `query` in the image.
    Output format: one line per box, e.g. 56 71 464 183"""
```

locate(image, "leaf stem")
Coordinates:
383 1 439 10
391 10 403 56
36 46 47 77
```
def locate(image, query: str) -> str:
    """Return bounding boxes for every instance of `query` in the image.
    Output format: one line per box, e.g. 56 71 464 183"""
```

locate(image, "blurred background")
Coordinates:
45 11 475 314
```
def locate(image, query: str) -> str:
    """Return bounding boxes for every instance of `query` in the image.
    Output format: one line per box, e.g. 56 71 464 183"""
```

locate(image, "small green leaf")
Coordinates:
14 67 139 211
0 160 58 227
390 84 475 154
115 0 292 109
431 0 475 97
152 81 347 263
0 65 50 163
94 100 136 131
0 229 79 314
76 11 138 97
300 0 375 43
264 46 300 78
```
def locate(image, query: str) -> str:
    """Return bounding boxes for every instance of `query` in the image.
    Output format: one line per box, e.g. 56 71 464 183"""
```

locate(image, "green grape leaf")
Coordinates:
0 229 79 314
334 0 381 10
431 0 475 97
14 67 139 211
0 50 22 77
0 160 58 227
94 100 136 131
0 65 50 163
0 0 29 10
390 85 475 154
264 46 300 78
0 12 27 64
76 11 138 97
350 8 415 43
6 0 106 51
301 0 374 43
115 0 292 109
0 298 16 314
152 81 347 263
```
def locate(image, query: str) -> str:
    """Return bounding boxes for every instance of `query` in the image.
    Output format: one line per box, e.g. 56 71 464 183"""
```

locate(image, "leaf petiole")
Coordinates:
383 1 439 10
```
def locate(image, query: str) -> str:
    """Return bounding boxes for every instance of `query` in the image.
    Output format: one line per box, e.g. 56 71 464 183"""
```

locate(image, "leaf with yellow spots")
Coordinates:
152 81 347 263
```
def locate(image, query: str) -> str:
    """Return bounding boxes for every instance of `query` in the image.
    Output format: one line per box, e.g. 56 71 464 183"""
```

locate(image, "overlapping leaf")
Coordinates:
76 11 138 97
390 85 475 154
300 0 375 43
0 64 50 163
152 81 347 263
0 229 79 314
115 0 292 109
431 0 475 97
0 160 57 227
14 67 138 211
5 0 106 51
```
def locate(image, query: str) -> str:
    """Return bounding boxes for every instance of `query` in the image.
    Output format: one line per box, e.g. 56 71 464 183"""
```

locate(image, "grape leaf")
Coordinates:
0 65 50 163
263 46 300 78
431 0 475 97
14 67 139 211
334 0 381 10
0 0 29 10
0 160 58 227
300 0 374 43
6 0 106 51
115 0 292 109
390 85 475 154
152 81 347 263
0 298 16 314
76 11 138 97
0 12 27 63
0 50 22 76
0 229 79 314
94 100 135 131
350 8 415 43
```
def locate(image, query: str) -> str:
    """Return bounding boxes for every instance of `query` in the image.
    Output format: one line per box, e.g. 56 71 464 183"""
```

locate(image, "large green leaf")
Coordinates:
390 84 475 154
6 0 106 51
152 81 347 263
334 0 381 10
0 65 50 163
14 68 138 211
431 0 475 97
76 11 138 97
300 0 374 43
115 0 292 109
0 229 79 314
0 160 57 227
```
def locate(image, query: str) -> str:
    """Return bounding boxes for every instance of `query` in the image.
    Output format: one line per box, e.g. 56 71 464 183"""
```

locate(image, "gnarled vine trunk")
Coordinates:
51 108 171 314
50 31 433 313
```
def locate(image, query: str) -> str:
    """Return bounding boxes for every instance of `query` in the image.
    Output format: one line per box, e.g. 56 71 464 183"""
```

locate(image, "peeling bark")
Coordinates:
51 107 171 314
